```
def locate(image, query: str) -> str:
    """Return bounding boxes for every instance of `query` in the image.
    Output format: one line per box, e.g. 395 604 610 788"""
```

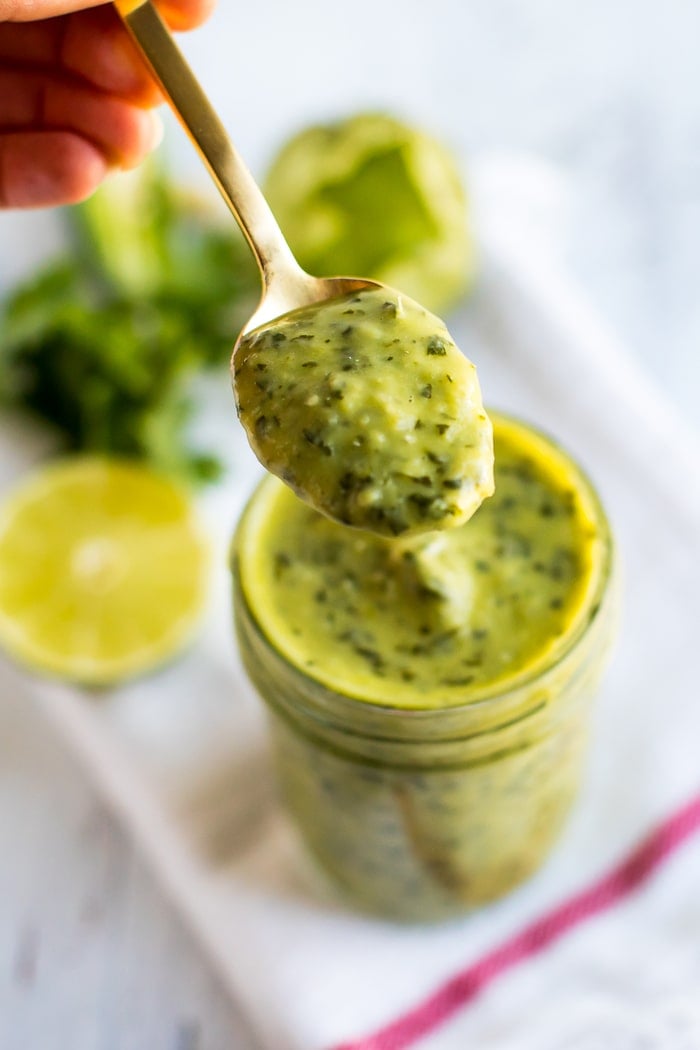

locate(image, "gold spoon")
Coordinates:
114 0 380 340
114 0 494 537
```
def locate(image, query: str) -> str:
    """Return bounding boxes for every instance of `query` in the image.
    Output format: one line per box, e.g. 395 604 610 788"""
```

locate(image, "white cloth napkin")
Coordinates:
3 158 700 1050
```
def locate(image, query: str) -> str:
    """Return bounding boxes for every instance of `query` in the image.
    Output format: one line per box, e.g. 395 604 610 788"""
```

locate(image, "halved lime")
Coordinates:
0 457 209 685
264 112 473 316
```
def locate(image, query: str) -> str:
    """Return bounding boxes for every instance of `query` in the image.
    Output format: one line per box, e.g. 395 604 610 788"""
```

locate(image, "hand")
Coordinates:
0 0 213 208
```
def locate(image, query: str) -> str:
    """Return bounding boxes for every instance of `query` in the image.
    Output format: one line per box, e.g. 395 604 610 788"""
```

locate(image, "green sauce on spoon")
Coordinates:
235 286 493 537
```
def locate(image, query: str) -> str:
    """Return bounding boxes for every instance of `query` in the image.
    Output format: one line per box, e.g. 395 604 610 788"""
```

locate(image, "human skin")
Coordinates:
0 0 214 208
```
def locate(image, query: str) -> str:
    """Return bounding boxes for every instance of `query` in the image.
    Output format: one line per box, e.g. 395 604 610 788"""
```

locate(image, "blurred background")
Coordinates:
165 0 699 420
3 0 699 419
134 0 696 422
1 1 698 1047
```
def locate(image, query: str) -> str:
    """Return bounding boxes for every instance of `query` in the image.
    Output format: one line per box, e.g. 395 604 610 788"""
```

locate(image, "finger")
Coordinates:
0 0 102 20
0 13 158 102
0 18 63 65
0 67 163 167
156 0 215 30
0 0 215 29
61 6 161 102
0 130 108 207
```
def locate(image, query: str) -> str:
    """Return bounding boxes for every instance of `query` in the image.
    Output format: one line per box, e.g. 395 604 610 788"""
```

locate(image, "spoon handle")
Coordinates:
113 0 302 291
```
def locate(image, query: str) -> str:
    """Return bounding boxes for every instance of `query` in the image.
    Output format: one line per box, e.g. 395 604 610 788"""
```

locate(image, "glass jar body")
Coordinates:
232 415 617 921
234 553 616 921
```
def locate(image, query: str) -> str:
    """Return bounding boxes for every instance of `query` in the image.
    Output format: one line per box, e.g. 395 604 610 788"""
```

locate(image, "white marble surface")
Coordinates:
1 1 699 1047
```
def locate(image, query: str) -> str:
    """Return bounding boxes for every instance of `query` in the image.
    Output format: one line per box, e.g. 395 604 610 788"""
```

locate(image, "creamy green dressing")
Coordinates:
234 287 493 537
237 416 603 709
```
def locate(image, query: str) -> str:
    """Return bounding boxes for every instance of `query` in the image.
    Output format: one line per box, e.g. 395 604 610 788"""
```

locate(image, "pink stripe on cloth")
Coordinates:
332 791 700 1050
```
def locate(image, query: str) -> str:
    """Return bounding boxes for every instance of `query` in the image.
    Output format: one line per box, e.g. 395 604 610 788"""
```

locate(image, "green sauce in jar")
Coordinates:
233 414 617 920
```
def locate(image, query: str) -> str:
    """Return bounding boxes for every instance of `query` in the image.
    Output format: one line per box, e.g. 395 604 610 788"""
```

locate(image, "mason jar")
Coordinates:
232 415 617 921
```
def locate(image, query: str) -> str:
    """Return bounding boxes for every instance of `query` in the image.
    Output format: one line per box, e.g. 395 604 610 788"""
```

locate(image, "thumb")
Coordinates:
1 0 104 18
0 0 214 24
0 0 103 18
